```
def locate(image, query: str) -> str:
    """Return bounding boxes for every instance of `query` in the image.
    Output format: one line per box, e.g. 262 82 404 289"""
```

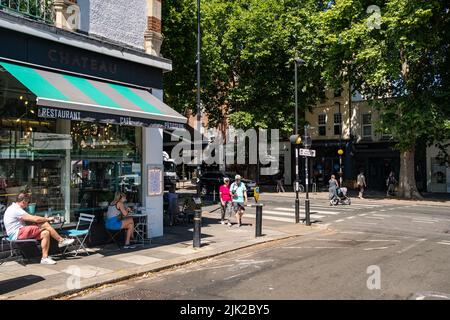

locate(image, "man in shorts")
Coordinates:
230 175 247 227
3 193 74 265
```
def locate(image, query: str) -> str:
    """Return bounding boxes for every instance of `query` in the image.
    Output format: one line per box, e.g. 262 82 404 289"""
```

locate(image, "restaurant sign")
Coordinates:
38 106 185 130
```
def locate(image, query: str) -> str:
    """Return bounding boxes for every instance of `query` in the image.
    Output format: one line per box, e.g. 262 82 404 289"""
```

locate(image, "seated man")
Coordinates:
3 193 74 265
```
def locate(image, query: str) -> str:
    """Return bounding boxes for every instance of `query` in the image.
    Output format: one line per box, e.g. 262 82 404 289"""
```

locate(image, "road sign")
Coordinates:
299 148 316 157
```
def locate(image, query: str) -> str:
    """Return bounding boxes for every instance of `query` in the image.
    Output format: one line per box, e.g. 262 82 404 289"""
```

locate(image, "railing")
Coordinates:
0 0 54 24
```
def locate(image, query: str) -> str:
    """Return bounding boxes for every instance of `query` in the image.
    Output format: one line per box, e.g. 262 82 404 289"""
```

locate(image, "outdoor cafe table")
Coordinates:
129 211 151 246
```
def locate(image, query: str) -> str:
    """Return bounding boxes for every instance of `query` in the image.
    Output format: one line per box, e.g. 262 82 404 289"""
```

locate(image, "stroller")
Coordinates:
330 187 351 206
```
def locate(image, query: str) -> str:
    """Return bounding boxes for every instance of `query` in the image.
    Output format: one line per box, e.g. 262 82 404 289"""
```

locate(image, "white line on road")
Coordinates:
373 214 391 217
263 210 325 219
281 246 349 249
437 242 450 246
363 247 389 251
412 220 435 224
274 207 340 215
396 239 427 254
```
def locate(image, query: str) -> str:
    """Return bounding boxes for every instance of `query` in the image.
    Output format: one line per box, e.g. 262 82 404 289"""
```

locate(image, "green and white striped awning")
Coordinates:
0 61 186 128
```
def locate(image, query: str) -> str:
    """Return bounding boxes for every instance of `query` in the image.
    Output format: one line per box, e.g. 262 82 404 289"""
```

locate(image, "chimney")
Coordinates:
144 0 163 56
54 0 80 31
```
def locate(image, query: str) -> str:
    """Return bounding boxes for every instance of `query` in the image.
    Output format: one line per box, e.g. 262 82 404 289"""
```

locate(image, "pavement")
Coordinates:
0 204 326 300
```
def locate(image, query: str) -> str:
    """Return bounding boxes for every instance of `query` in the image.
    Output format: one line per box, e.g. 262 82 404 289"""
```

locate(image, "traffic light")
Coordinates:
338 148 344 156
290 134 302 145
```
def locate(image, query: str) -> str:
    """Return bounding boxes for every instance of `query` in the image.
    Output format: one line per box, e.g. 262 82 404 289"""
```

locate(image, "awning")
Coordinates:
0 61 186 129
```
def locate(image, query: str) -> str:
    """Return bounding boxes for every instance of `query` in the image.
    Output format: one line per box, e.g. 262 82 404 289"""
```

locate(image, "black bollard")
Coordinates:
193 209 201 248
255 204 263 237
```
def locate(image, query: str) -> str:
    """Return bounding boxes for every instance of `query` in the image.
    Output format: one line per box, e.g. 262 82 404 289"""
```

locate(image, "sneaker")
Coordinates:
123 244 136 249
41 257 57 265
227 222 232 227
237 223 242 228
220 220 225 225
58 238 75 248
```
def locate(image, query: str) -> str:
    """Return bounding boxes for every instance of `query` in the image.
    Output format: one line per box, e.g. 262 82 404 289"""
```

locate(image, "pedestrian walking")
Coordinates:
276 171 285 193
357 170 367 199
230 175 248 227
219 177 232 226
386 171 397 196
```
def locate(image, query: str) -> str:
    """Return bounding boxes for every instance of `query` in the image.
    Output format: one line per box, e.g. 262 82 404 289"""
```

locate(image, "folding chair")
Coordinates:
60 213 95 257
0 215 40 264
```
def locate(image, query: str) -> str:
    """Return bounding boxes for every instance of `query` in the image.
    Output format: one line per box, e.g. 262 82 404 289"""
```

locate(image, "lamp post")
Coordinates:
294 57 305 224
193 0 202 249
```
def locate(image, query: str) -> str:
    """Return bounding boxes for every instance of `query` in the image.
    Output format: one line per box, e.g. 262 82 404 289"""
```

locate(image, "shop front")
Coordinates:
0 28 185 239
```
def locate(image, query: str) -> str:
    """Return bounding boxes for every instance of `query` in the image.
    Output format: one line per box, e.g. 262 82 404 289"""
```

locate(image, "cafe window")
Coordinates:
333 113 342 136
70 121 142 220
0 67 68 217
362 113 372 138
318 114 326 136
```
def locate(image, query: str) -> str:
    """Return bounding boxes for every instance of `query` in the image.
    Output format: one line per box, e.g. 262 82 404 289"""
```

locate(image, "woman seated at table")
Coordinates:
105 192 135 249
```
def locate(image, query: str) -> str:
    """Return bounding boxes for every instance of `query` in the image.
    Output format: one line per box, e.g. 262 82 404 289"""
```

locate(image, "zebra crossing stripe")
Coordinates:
263 210 325 219
244 213 293 223
273 207 338 215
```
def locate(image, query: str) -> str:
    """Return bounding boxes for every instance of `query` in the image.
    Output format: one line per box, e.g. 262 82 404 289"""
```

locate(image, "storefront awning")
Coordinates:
0 61 186 129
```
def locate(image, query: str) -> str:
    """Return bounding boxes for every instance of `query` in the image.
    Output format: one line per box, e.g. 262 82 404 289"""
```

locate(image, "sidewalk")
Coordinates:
0 211 326 300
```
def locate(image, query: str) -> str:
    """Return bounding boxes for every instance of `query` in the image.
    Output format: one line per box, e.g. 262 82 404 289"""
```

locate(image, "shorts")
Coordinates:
18 225 42 240
232 202 245 213
105 216 122 230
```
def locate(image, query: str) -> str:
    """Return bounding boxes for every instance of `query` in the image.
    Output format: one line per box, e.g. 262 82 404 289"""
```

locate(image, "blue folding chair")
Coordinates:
60 213 95 257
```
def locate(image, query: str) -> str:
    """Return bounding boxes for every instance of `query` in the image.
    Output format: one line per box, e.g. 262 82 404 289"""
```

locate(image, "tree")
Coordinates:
162 0 327 138
317 0 450 199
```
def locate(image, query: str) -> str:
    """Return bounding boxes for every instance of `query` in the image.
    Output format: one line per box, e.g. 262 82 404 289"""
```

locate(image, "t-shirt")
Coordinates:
230 182 247 203
219 185 231 202
3 202 28 240
357 174 366 186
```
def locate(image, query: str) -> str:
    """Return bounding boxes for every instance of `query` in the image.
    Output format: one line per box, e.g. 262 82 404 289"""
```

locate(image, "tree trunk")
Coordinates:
398 147 423 199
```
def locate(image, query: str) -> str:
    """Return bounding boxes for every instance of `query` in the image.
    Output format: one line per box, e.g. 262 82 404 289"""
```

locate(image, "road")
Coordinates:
72 195 450 300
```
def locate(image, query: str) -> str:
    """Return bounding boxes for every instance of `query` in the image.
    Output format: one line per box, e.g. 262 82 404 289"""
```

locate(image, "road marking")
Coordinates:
412 220 435 224
396 239 426 254
316 239 399 242
274 207 339 215
244 213 293 223
364 216 385 220
373 214 391 217
363 247 389 251
437 241 450 246
281 246 349 249
358 214 368 217
263 210 325 219
334 219 345 223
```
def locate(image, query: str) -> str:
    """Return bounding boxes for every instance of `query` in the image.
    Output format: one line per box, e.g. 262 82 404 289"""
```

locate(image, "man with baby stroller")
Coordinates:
329 174 351 206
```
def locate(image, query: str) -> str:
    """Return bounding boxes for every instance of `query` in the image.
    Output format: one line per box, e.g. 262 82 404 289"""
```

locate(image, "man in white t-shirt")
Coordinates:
3 193 74 265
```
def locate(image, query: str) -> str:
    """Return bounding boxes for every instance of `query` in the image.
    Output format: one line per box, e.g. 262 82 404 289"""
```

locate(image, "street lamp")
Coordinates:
294 56 305 224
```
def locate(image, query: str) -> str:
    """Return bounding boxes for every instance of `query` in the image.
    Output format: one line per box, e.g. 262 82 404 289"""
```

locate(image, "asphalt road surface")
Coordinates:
73 197 450 300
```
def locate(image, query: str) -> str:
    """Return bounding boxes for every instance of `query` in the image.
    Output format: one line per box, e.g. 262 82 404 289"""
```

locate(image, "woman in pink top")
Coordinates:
219 177 232 226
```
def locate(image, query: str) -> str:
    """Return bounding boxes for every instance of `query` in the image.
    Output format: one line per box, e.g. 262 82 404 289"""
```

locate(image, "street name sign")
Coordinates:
299 148 316 157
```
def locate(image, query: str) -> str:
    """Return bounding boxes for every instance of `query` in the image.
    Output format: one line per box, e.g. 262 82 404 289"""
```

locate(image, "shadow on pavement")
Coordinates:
0 275 45 295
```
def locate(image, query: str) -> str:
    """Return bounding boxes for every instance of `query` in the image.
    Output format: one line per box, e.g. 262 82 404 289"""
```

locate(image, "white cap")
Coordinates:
235 174 241 180
224 177 230 181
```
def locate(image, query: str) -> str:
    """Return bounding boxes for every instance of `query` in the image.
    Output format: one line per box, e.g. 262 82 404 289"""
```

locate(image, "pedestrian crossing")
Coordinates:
243 202 389 223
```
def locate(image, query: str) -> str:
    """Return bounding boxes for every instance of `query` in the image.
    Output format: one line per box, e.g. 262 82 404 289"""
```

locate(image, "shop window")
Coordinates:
70 122 142 220
333 113 342 136
318 114 326 136
362 113 372 138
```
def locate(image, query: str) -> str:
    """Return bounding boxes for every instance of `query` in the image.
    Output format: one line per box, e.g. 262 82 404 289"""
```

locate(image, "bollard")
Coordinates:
193 209 202 248
255 204 263 237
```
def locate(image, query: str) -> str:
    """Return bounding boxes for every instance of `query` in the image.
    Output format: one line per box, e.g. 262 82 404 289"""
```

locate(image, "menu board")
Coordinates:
147 165 163 196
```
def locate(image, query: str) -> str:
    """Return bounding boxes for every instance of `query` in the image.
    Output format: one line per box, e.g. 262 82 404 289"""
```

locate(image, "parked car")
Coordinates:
199 172 256 198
